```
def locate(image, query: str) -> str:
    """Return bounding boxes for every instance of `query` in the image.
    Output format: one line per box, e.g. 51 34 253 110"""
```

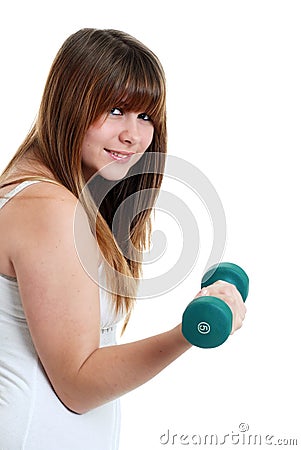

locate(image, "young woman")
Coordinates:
0 29 246 449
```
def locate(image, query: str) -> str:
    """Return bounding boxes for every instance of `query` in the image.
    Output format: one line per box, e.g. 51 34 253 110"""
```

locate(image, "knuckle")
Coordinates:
215 280 238 296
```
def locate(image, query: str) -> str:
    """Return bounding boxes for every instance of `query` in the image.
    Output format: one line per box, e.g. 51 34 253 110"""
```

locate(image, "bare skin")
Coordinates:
0 113 246 414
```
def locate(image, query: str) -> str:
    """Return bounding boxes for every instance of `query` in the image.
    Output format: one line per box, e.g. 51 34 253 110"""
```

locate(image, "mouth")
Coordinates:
104 148 135 162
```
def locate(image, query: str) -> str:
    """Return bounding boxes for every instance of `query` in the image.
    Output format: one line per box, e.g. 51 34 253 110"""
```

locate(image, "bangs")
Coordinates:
99 47 166 127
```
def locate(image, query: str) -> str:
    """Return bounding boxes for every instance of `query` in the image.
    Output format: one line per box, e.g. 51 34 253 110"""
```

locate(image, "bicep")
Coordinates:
12 197 101 393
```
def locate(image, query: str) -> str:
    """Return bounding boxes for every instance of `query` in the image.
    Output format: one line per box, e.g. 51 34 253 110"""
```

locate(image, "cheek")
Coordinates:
81 127 103 162
81 130 93 155
82 128 99 149
142 127 155 151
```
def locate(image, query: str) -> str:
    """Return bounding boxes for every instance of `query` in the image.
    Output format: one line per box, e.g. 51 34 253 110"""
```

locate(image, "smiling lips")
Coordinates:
104 148 135 162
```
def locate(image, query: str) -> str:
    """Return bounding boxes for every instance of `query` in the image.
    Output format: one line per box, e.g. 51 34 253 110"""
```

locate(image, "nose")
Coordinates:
118 114 140 146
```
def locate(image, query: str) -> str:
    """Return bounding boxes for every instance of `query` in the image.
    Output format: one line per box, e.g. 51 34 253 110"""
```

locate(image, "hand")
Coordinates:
195 281 247 334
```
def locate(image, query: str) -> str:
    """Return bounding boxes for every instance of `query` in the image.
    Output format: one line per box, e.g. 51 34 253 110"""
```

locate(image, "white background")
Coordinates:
1 1 300 448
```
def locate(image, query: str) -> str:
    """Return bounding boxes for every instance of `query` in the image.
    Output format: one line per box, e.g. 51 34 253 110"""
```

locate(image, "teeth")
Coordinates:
111 151 128 159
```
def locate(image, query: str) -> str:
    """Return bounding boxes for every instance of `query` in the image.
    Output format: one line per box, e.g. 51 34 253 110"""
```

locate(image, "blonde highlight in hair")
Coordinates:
0 28 167 328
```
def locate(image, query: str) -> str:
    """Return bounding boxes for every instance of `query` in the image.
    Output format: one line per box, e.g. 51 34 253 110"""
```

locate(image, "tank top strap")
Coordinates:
0 178 63 211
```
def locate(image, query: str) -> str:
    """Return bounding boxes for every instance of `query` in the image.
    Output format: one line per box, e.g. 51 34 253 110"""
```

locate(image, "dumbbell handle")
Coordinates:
182 262 249 348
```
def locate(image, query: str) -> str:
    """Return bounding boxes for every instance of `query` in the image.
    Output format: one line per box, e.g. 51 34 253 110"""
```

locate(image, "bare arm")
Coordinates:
10 184 191 414
72 325 190 413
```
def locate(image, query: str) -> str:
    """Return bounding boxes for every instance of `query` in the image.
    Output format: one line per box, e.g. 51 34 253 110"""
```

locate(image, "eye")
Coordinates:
138 112 152 121
110 107 123 116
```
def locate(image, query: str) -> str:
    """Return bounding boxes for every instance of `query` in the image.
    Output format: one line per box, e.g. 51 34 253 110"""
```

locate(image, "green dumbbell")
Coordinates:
182 262 249 348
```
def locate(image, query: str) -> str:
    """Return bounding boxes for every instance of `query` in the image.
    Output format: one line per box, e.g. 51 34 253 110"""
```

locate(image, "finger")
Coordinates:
194 281 247 335
208 281 246 332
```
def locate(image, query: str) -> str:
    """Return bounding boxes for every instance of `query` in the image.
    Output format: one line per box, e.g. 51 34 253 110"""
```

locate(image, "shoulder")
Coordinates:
0 180 77 210
15 180 77 207
4 181 96 267
4 181 80 225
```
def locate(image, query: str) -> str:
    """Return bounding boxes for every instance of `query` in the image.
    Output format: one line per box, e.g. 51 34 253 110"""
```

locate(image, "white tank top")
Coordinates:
0 181 123 449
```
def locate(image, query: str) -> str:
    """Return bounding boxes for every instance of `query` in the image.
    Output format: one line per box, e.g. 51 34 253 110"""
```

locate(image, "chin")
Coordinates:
98 155 144 181
97 165 132 181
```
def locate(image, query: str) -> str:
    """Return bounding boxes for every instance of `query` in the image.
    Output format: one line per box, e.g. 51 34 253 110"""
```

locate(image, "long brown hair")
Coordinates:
0 28 167 325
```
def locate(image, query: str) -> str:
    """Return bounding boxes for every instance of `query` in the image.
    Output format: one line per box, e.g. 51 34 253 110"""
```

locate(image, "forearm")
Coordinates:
62 324 191 414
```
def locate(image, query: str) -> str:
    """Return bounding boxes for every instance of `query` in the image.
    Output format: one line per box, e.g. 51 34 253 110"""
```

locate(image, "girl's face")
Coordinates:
81 108 154 181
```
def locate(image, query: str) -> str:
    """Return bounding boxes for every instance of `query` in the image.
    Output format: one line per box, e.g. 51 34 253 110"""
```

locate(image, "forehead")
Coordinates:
111 84 162 118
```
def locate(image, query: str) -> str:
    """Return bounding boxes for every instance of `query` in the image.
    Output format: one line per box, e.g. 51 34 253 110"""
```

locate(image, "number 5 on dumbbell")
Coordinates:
182 262 249 348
